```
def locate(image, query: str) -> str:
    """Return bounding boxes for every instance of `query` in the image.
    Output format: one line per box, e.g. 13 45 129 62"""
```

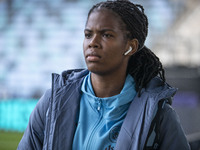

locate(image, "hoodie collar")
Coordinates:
81 72 137 118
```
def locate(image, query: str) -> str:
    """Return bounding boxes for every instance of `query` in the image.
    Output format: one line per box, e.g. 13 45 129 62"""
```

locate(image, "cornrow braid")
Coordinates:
87 0 166 96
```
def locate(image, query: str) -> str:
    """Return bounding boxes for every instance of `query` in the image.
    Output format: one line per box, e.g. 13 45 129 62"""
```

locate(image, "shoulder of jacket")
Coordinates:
142 77 177 101
52 69 89 89
160 101 178 122
145 77 175 92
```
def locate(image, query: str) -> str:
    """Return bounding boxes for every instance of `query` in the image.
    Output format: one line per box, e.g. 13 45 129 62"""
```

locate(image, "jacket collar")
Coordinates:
48 69 88 149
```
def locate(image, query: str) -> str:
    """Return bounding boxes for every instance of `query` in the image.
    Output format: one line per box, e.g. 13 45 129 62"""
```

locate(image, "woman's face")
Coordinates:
83 9 130 76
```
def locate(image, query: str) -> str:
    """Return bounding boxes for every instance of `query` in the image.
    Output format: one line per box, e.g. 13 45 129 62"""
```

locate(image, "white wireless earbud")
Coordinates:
124 47 132 55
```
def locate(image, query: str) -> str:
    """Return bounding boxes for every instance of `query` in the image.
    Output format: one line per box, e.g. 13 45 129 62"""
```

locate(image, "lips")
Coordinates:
86 52 101 62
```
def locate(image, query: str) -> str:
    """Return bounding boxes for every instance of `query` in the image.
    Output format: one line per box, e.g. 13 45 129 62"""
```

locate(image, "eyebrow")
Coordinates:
84 28 116 33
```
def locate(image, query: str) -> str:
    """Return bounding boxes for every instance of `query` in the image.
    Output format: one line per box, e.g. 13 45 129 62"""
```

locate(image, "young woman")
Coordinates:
18 0 190 150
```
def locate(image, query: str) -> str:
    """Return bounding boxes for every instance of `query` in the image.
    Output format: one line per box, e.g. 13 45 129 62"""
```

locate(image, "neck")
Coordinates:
90 72 127 98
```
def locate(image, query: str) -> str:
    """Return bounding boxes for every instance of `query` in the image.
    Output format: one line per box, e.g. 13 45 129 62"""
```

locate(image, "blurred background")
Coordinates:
0 0 199 149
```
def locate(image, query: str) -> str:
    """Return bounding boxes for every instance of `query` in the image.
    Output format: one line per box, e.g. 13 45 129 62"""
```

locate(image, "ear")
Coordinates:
125 39 139 56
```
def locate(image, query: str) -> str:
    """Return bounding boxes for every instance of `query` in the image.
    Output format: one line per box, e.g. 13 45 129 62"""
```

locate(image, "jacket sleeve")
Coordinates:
158 104 191 150
17 89 51 150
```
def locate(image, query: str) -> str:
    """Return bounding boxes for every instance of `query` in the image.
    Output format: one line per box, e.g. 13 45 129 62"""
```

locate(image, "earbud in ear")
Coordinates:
124 47 132 55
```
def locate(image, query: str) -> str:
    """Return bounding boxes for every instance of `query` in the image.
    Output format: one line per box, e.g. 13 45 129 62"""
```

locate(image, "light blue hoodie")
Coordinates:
72 73 137 150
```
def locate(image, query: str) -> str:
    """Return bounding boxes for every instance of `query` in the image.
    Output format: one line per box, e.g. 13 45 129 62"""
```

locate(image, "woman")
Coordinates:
18 0 190 150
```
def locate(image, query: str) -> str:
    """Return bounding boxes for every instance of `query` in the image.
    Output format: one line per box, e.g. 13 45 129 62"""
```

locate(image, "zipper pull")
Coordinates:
97 100 101 111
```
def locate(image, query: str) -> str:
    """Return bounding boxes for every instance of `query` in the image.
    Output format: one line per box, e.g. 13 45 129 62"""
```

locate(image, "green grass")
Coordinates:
0 131 24 150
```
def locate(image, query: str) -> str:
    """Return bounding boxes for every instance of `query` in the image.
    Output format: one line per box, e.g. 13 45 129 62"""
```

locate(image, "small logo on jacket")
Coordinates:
109 126 120 143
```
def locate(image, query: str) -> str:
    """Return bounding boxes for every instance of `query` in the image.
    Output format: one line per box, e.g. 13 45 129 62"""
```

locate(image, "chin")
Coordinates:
86 66 103 75
87 66 114 76
87 66 102 74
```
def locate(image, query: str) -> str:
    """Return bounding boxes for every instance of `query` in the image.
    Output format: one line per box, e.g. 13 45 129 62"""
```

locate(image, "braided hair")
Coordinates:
87 0 165 96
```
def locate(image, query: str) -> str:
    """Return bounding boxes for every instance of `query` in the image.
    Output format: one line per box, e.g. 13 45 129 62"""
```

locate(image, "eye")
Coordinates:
84 32 92 39
103 33 113 38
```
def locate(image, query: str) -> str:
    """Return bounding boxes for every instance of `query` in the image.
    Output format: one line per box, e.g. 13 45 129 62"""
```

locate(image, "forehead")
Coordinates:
86 9 125 30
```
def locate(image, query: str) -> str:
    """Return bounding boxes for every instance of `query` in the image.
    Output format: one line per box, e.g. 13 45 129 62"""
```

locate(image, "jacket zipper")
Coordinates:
86 99 103 149
97 99 102 111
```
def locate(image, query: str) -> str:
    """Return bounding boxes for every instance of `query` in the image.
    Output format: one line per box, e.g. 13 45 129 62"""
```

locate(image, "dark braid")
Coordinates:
87 0 166 96
128 47 165 96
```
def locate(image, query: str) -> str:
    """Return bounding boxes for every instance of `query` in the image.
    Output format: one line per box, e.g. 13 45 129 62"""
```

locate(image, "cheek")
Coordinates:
107 45 125 57
83 39 87 55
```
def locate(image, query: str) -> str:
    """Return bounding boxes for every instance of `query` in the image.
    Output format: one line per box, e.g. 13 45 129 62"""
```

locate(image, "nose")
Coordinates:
89 34 100 48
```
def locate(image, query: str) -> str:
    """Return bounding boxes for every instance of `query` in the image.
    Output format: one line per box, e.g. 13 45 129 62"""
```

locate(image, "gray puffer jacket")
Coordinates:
18 69 190 150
